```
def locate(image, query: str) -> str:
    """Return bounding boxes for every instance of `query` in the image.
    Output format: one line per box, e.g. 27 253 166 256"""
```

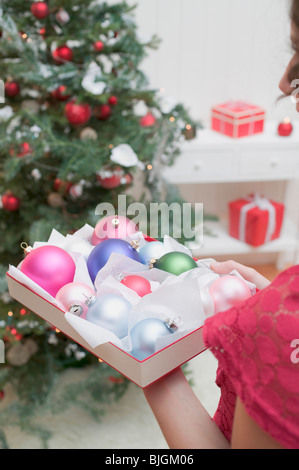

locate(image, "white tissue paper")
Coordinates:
7 225 256 359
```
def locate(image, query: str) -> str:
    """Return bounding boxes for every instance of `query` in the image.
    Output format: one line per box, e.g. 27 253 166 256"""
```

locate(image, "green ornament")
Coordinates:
153 251 198 276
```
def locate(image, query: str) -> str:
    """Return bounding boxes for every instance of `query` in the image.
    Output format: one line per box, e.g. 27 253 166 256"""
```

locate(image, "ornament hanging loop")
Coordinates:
20 242 33 255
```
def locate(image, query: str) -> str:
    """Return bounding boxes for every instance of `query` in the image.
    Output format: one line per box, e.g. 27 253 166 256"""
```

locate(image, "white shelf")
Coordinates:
187 218 299 258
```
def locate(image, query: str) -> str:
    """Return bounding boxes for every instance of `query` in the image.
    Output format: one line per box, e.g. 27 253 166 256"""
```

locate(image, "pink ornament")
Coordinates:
20 245 76 297
120 275 152 297
209 275 252 314
92 215 139 245
56 282 95 319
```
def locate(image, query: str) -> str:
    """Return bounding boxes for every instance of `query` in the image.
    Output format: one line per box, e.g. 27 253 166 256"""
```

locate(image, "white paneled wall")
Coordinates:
129 0 298 123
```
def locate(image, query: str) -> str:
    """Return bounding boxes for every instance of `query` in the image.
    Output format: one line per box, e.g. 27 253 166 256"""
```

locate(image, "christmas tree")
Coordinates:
0 0 197 446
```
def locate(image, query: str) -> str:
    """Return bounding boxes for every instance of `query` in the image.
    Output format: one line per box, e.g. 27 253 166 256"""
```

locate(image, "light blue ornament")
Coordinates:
130 317 177 361
86 294 131 339
139 241 168 265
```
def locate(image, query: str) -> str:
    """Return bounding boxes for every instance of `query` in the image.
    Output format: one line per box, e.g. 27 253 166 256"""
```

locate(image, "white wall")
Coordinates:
131 0 298 123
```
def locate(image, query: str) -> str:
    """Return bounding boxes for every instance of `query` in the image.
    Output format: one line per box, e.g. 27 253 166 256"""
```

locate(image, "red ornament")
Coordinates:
39 27 46 36
94 104 111 121
65 100 91 126
120 275 152 297
278 118 293 137
5 81 20 98
52 45 73 63
53 178 72 194
51 85 71 101
18 142 32 157
121 173 133 186
140 112 156 127
108 95 118 106
96 166 124 189
31 2 49 19
1 192 20 211
93 41 104 52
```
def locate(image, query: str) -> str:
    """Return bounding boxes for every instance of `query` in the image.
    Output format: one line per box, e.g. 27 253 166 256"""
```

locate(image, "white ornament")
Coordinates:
31 169 41 181
81 61 106 95
133 100 148 117
110 144 144 169
0 106 13 121
69 183 83 199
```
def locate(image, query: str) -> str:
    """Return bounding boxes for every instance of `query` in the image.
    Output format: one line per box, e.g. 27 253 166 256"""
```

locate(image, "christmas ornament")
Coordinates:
54 178 72 194
92 215 139 245
120 173 133 186
1 192 20 211
52 45 73 63
51 85 71 101
4 81 20 97
94 104 111 120
20 245 76 297
130 318 178 361
119 274 152 297
110 144 141 168
47 192 65 208
93 40 104 52
55 8 70 25
108 95 118 106
85 294 131 339
56 282 95 319
79 127 97 140
69 182 83 199
182 123 196 140
17 142 32 157
139 241 168 265
140 112 156 127
278 117 293 137
87 239 142 282
31 2 49 19
96 166 124 189
65 100 91 126
209 275 252 314
152 251 198 276
39 27 46 37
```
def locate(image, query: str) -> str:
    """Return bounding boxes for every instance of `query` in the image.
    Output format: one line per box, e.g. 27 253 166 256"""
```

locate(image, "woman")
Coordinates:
143 0 299 449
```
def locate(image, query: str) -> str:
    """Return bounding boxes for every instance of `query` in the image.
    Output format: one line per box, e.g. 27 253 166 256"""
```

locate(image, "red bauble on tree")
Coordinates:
96 166 124 189
1 192 20 211
54 178 73 194
94 104 111 121
52 45 73 63
108 95 118 106
94 104 112 121
140 112 156 127
51 85 71 101
31 2 49 19
5 81 20 98
93 41 104 52
65 100 91 126
18 142 32 157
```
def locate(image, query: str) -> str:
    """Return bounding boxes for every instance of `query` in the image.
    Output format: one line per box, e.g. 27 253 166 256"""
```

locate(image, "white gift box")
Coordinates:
6 225 256 388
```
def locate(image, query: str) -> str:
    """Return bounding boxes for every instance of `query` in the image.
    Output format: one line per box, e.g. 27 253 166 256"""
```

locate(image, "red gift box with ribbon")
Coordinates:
228 194 285 247
211 101 265 138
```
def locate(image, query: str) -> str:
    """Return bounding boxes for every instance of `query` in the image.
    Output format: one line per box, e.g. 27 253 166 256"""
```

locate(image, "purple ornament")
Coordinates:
87 238 142 282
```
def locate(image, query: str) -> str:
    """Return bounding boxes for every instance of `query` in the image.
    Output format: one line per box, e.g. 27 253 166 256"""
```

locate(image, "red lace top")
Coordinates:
202 265 299 449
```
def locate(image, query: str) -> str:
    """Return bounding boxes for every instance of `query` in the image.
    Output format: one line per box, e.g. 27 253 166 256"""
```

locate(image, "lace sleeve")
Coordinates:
203 265 299 449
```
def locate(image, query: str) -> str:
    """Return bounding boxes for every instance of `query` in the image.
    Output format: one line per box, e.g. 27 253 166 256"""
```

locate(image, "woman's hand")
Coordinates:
210 260 271 290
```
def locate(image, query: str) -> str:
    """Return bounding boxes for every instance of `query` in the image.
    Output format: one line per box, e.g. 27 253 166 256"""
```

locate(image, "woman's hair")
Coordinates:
289 0 299 84
291 0 299 29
